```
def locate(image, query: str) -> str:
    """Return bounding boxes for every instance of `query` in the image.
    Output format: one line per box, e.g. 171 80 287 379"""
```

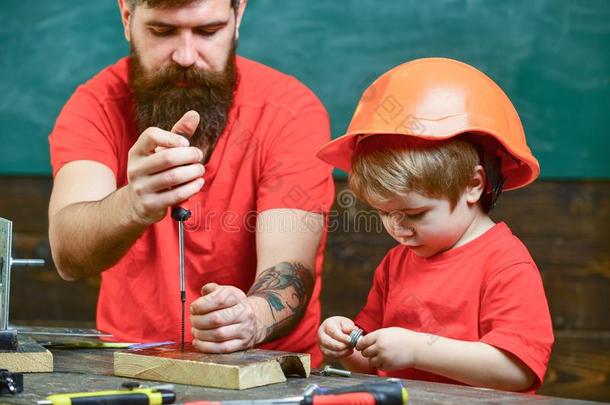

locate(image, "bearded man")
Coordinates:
48 0 333 365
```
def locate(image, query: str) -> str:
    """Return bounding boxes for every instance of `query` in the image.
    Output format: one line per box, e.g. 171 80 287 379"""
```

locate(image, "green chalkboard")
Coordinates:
1 0 609 178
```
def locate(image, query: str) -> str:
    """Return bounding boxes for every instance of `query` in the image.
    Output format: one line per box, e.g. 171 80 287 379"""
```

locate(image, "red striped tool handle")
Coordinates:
310 392 376 405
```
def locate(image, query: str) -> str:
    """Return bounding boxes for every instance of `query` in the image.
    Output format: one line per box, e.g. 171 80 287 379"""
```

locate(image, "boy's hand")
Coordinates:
356 327 422 371
318 316 358 358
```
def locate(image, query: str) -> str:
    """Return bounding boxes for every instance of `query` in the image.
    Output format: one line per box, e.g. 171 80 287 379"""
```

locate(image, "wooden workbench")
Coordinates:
1 348 598 404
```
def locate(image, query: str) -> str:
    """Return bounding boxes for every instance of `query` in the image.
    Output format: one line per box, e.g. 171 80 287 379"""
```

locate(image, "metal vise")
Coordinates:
0 217 45 350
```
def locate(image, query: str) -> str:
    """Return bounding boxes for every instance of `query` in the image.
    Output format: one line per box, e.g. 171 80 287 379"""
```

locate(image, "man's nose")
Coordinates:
172 32 198 67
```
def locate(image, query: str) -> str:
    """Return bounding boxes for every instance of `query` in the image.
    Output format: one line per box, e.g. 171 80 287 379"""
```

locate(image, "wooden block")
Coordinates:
0 335 53 372
113 343 310 390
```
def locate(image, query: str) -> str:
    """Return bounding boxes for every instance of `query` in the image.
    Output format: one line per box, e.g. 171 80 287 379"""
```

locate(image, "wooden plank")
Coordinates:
114 344 310 390
0 334 53 372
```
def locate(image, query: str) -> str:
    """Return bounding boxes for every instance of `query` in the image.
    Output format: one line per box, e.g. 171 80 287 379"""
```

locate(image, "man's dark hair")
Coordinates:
126 0 240 10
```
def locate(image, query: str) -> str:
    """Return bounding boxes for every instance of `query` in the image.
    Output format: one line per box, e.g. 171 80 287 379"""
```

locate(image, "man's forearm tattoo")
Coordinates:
248 262 315 341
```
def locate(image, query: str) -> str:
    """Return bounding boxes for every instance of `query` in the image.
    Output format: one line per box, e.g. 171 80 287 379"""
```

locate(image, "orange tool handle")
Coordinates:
310 392 376 405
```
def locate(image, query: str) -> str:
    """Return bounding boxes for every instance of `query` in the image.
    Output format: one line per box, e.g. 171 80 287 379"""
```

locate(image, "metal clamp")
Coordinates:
1 218 45 332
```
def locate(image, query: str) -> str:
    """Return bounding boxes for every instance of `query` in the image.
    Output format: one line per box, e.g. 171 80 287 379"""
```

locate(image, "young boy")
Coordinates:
316 58 554 393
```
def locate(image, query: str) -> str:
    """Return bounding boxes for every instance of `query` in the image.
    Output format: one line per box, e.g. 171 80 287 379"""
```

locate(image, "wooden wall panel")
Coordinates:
0 177 99 324
322 181 610 331
543 331 610 400
0 176 608 401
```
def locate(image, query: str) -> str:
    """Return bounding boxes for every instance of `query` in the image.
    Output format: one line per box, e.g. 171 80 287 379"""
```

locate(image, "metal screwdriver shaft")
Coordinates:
171 207 191 352
178 220 186 352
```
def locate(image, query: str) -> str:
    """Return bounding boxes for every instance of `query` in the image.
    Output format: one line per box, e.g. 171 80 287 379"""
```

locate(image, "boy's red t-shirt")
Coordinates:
49 56 334 365
354 222 554 392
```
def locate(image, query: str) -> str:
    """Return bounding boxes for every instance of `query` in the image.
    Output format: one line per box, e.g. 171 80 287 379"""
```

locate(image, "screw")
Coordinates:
302 383 319 396
322 365 352 377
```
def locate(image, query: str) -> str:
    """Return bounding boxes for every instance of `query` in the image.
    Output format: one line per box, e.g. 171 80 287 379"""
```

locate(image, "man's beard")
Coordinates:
129 42 238 160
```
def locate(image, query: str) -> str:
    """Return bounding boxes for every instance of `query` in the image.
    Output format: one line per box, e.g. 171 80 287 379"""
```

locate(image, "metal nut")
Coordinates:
349 328 364 349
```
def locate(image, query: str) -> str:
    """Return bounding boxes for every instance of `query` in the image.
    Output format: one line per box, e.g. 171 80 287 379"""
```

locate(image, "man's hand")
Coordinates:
126 110 205 225
49 111 207 279
318 316 358 359
356 327 422 371
190 283 265 353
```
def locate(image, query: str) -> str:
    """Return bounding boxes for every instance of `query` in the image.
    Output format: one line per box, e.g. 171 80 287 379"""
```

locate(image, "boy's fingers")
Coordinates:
339 318 357 334
336 348 353 357
326 324 351 345
360 343 377 358
369 355 383 369
355 331 375 351
321 348 353 359
319 334 349 352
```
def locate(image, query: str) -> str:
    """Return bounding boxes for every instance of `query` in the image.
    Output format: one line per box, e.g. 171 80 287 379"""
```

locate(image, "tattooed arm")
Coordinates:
190 208 323 352
248 261 315 343
247 208 321 343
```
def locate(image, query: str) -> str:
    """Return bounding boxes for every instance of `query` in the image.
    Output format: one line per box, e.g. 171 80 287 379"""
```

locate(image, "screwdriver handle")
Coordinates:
324 381 405 398
312 381 408 405
39 388 175 405
171 206 192 222
309 392 376 405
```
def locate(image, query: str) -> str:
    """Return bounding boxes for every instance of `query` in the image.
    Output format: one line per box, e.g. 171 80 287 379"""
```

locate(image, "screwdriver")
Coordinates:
184 379 408 405
171 131 197 353
171 205 191 352
37 387 176 405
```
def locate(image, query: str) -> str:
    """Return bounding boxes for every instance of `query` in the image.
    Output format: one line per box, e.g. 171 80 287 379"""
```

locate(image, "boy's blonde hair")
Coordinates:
349 135 481 210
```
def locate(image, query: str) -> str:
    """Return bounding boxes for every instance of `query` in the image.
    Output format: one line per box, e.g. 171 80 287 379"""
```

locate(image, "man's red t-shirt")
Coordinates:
49 56 334 365
354 222 554 392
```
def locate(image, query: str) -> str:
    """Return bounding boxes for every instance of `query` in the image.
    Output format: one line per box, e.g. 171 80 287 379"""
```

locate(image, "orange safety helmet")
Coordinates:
317 57 540 193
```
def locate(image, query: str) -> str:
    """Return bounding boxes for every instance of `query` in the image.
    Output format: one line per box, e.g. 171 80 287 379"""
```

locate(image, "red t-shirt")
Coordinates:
354 222 554 392
49 56 334 365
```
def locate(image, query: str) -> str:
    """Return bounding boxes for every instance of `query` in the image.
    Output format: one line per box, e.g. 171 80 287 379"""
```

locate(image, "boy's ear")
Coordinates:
465 165 487 204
